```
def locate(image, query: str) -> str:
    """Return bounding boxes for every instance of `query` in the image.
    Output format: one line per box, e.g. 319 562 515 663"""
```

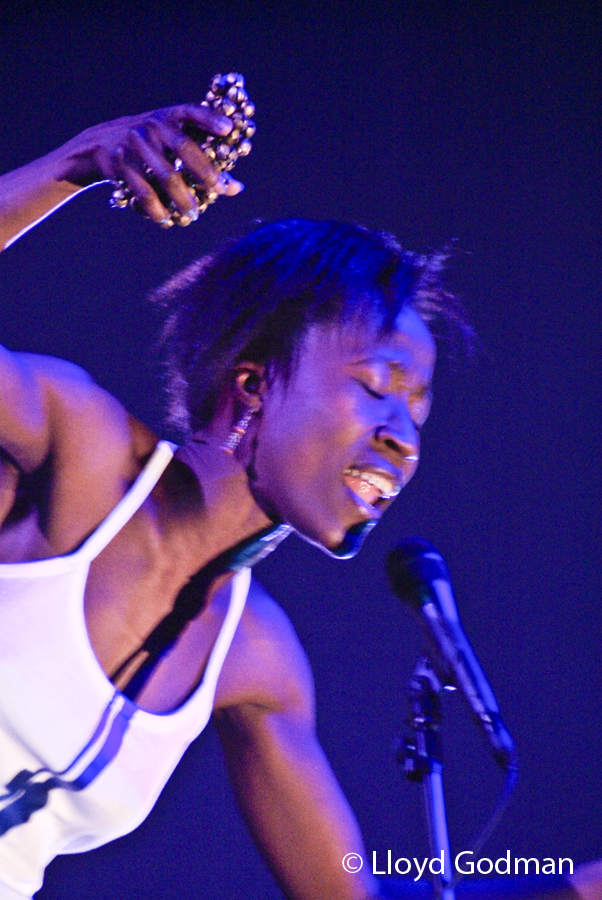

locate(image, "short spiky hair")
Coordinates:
151 219 471 434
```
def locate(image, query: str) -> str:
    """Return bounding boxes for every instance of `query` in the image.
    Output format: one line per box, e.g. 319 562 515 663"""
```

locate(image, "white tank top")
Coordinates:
0 441 251 900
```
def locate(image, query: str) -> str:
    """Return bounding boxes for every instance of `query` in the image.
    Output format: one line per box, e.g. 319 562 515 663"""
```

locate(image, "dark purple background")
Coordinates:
1 2 600 897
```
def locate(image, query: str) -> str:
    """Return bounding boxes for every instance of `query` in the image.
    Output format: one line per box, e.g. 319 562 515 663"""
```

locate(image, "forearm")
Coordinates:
218 707 380 900
0 150 86 250
0 102 239 251
569 860 602 900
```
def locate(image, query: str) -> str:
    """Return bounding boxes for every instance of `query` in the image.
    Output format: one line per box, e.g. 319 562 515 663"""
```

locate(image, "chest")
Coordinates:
84 524 250 714
0 446 263 716
0 569 254 862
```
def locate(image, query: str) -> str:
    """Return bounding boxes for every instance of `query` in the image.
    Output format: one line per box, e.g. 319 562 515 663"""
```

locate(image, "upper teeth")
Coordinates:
345 468 400 499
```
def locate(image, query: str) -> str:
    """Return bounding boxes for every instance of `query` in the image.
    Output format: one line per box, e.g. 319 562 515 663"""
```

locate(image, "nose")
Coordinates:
373 406 420 464
374 425 420 462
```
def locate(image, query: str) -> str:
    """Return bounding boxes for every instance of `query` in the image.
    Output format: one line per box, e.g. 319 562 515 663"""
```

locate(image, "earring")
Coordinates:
221 408 255 455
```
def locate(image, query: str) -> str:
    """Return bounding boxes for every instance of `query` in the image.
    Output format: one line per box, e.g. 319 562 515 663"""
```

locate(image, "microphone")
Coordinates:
387 538 516 772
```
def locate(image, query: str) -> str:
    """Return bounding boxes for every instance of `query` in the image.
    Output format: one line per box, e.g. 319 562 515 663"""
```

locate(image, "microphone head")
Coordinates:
388 539 518 771
386 538 450 612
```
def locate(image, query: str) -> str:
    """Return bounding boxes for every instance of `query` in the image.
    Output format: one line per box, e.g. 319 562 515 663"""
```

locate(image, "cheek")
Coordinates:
260 407 331 485
257 392 360 492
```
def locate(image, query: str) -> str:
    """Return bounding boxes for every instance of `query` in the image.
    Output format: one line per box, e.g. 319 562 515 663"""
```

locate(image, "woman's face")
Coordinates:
250 305 436 556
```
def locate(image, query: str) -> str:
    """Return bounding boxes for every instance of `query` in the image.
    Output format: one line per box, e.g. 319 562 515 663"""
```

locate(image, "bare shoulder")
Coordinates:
0 348 158 555
214 575 315 721
25 353 155 478
0 349 140 471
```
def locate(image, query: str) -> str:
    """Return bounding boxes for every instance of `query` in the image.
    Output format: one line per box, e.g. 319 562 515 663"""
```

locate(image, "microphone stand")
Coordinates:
401 656 455 900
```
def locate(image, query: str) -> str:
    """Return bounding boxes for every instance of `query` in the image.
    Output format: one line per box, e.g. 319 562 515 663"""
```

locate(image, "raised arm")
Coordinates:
0 102 241 250
0 346 152 555
214 581 381 900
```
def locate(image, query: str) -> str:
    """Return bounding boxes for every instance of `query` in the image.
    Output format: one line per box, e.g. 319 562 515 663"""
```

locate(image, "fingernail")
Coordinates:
188 206 199 221
159 216 174 229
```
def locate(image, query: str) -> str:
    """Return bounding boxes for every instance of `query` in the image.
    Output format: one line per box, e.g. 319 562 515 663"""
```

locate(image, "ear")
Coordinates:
232 362 267 411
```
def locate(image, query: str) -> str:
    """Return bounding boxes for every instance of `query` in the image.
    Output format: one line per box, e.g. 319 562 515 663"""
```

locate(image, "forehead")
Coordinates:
295 306 436 384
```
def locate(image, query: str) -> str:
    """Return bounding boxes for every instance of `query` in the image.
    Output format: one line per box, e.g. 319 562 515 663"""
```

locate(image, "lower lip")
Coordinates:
343 473 383 518
343 473 381 505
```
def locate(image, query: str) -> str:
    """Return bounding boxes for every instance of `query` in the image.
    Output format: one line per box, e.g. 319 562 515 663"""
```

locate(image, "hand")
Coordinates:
54 103 244 226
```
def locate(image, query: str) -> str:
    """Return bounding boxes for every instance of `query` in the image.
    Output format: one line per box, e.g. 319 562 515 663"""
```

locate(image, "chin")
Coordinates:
298 519 378 560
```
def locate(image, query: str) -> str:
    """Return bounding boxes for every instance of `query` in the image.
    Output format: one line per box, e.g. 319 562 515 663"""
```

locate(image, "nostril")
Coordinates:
374 426 419 462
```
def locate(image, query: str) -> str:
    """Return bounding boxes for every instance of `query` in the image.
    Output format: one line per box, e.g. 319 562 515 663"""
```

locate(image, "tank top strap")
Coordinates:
200 566 251 703
76 440 177 564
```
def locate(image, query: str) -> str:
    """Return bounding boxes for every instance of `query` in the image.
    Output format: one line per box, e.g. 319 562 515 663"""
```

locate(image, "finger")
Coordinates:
170 103 232 137
128 128 199 218
95 145 118 183
172 134 229 193
150 119 223 193
112 147 172 226
221 174 244 196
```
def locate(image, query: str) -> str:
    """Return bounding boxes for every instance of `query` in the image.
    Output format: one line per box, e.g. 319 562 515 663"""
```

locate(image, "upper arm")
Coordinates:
214 576 316 722
0 347 130 473
0 346 56 471
214 580 378 900
0 346 147 552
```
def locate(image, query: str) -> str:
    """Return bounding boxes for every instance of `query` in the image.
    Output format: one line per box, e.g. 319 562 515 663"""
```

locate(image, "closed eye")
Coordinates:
357 380 385 400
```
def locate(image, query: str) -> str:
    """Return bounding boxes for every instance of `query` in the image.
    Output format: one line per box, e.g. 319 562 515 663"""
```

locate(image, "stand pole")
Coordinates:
401 656 455 900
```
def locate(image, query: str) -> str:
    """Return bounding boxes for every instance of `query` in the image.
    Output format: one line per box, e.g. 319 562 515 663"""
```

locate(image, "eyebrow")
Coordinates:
351 357 433 394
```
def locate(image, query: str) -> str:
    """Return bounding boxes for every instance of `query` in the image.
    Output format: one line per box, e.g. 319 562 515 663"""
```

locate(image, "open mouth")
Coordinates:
343 467 401 508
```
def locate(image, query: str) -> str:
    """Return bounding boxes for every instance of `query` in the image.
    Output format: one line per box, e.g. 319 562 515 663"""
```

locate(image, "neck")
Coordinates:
167 435 280 574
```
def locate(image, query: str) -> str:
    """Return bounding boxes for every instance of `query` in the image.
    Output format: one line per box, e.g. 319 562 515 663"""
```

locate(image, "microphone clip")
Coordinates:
398 655 449 782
